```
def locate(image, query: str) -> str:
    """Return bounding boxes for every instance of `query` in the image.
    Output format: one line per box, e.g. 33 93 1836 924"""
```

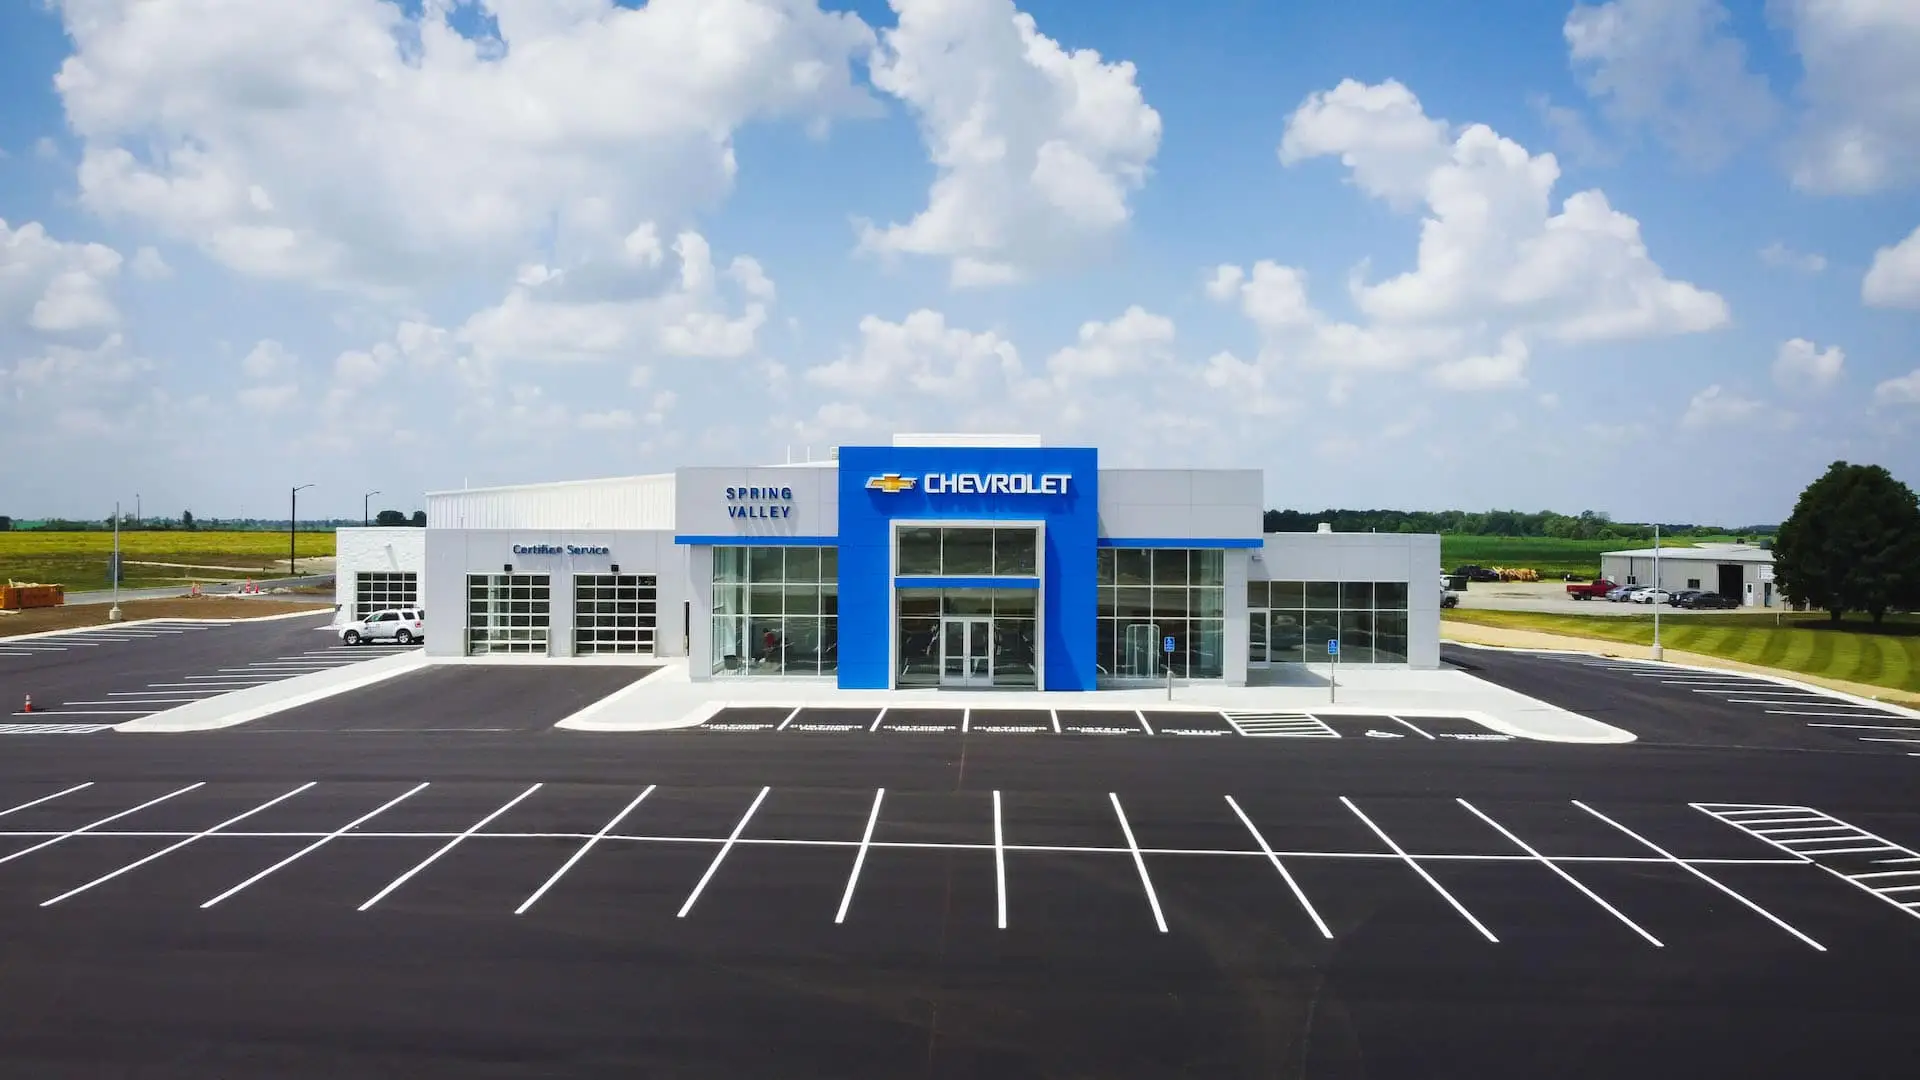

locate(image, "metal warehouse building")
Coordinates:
335 434 1443 689
1600 542 1777 607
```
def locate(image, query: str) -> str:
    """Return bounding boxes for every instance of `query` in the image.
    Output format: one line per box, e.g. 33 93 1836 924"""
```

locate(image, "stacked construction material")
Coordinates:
0 582 65 610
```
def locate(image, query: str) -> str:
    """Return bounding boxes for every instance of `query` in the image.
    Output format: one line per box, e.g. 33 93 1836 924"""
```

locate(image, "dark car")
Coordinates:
1452 565 1501 583
1688 592 1741 609
1668 590 1701 607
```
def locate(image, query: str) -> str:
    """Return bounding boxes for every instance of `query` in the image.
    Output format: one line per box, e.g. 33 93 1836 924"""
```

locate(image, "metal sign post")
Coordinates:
1650 524 1663 661
108 501 122 623
1163 635 1175 701
1327 638 1339 703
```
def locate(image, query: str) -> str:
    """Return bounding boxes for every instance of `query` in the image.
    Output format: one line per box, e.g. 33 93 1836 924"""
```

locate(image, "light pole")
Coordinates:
291 484 314 578
363 490 381 528
109 500 122 622
134 493 140 530
1650 523 1663 661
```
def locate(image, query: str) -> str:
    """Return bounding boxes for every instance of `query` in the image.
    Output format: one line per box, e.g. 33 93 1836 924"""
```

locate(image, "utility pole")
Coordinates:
364 490 381 528
291 483 314 578
134 493 140 529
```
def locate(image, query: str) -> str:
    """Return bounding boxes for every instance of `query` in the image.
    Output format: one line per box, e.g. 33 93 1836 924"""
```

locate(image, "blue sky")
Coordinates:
1 0 1916 526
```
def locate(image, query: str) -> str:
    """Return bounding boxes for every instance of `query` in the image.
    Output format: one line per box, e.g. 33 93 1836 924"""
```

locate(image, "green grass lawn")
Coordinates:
1444 608 1920 694
0 531 335 593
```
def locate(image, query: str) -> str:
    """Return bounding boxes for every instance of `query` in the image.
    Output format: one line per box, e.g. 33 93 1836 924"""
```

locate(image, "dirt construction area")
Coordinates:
0 598 333 637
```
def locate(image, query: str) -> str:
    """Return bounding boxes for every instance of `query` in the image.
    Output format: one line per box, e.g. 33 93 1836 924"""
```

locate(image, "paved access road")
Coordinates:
1447 644 1919 755
0 614 405 728
0 722 1916 1078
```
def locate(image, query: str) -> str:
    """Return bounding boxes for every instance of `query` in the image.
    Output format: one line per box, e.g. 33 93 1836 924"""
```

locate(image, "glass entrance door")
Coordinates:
941 617 992 687
1248 607 1269 667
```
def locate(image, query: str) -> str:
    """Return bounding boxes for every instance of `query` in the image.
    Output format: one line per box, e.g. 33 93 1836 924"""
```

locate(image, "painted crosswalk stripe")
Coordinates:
1695 802 1920 926
1224 711 1338 738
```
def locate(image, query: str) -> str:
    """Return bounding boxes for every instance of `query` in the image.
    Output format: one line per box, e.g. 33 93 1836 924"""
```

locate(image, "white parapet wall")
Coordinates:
334 527 428 624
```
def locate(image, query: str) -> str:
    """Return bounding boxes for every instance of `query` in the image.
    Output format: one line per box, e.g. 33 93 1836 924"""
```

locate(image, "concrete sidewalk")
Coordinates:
555 659 1634 744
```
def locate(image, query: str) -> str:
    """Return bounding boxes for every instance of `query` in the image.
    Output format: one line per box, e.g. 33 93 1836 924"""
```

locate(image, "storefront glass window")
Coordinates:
941 528 995 576
711 546 837 676
1096 547 1227 681
993 528 1038 576
1251 577 1415 666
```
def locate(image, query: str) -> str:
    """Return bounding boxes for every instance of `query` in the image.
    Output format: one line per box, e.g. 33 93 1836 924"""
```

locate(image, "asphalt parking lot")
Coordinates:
0 614 410 731
1449 645 1920 755
0 718 1916 1078
244 664 660 733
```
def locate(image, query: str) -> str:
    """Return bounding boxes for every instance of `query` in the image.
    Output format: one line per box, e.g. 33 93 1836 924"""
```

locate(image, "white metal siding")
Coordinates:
426 474 675 531
333 527 428 623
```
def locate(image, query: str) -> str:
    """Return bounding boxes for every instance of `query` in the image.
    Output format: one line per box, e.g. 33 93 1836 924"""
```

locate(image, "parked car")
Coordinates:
1604 584 1639 602
1452 565 1501 583
1629 588 1671 605
1440 588 1459 609
340 607 426 645
1668 590 1702 607
1566 577 1620 601
1684 591 1740 609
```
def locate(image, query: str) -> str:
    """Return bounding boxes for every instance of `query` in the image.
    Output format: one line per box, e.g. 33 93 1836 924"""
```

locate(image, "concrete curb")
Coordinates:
115 650 428 733
1450 640 1920 722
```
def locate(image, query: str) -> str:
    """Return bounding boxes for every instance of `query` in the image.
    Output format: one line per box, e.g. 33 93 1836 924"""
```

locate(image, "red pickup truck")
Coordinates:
1566 578 1620 600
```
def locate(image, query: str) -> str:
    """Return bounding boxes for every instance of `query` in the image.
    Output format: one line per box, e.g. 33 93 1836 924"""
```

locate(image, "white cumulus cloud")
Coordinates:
1776 0 1920 194
51 0 878 293
1 218 123 333
1044 305 1174 382
857 0 1162 286
1759 241 1827 274
1432 334 1530 391
1771 337 1844 391
1563 0 1776 168
1681 384 1776 429
805 308 1021 397
1873 369 1920 407
1863 224 1920 309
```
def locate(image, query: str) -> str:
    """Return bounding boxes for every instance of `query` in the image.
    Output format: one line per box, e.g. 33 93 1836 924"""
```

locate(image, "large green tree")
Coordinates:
1774 461 1920 624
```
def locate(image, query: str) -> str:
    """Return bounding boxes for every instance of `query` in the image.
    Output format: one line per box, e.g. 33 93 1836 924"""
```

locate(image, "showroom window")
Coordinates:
355 571 418 620
1095 548 1225 680
894 525 1038 577
711 546 837 677
465 573 550 655
1246 579 1409 665
574 574 657 654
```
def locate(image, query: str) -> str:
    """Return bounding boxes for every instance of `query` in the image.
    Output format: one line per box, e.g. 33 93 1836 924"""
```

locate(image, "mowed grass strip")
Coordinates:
1443 609 1920 693
0 531 334 592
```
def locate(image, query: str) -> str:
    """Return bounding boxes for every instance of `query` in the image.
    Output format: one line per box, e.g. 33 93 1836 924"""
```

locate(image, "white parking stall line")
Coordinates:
961 709 970 734
1134 710 1154 735
64 699 207 706
1732 697 1883 708
183 674 287 682
1388 715 1435 740
0 724 116 734
1224 795 1331 939
1455 798 1663 947
0 783 206 868
0 783 94 819
1341 796 1499 942
834 788 885 925
201 783 430 909
1577 801 1825 950
1859 737 1920 745
1048 709 1060 734
117 689 221 697
516 786 656 915
1109 793 1167 933
1808 723 1920 733
675 786 770 919
869 708 888 733
993 790 1008 929
10 710 152 717
42 782 318 906
359 784 544 911
145 682 271 690
1764 709 1902 720
776 707 803 732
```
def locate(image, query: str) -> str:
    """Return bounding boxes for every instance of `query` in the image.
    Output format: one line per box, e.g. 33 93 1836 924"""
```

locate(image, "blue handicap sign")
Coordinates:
1327 639 1340 656
1162 635 1176 653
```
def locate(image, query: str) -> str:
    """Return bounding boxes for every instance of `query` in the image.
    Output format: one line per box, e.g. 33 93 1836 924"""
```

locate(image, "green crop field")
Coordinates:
1443 608 1920 695
0 531 335 593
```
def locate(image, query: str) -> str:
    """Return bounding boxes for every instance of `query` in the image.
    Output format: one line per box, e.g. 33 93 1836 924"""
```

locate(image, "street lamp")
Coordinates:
135 493 140 530
1650 523 1663 661
291 484 314 578
364 490 381 528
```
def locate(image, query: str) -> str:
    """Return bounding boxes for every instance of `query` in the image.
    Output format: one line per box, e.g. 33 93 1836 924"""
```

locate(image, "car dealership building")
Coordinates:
337 434 1440 689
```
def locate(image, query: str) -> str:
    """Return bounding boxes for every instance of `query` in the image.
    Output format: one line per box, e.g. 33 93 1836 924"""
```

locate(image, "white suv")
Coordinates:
340 608 426 646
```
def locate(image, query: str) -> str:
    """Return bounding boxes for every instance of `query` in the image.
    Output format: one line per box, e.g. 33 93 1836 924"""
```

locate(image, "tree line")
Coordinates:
1262 508 1777 542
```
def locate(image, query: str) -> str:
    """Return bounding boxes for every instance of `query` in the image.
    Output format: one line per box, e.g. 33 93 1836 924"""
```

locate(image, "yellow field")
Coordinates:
0 530 335 592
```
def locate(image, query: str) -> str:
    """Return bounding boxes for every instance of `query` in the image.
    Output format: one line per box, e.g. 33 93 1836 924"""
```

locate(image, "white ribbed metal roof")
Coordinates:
426 473 675 530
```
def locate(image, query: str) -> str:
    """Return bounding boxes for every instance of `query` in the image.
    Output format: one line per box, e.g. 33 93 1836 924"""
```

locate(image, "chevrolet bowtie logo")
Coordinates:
865 473 917 494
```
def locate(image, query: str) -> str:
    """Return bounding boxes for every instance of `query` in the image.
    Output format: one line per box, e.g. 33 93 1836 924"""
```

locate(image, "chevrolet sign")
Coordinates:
867 472 1070 495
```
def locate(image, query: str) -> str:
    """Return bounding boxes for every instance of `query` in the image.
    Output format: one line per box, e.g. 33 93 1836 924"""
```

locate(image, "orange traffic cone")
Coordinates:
21 695 30 714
